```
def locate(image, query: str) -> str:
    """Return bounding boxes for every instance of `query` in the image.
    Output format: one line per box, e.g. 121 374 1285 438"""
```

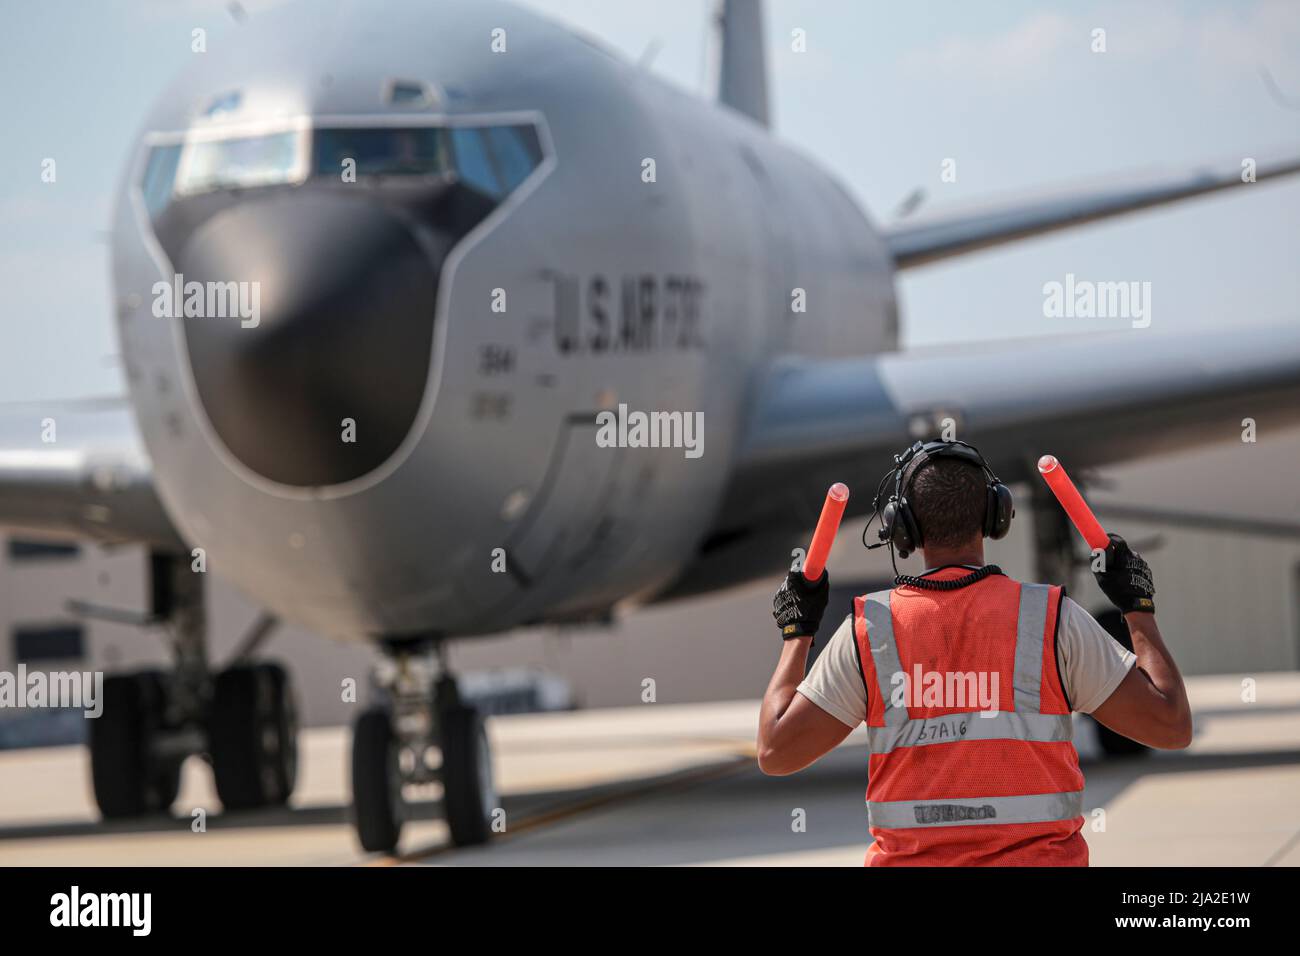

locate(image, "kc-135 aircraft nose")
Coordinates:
175 193 438 488
134 118 547 489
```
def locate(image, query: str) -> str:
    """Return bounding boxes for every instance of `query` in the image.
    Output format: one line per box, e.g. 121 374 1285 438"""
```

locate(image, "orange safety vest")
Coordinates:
853 567 1087 866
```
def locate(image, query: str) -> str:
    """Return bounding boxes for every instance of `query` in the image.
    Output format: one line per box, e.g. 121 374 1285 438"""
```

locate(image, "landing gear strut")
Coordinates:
351 639 497 853
85 550 300 818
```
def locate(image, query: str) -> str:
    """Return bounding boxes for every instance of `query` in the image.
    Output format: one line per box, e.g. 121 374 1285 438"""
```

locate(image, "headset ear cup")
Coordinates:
987 483 1014 540
891 497 921 557
881 500 901 551
882 500 913 557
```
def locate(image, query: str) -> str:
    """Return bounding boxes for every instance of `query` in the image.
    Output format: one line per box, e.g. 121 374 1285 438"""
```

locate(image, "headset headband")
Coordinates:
865 438 1015 568
890 440 1001 506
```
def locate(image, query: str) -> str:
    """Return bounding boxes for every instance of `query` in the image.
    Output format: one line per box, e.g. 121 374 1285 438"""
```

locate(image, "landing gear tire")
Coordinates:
209 661 299 810
90 671 182 818
1091 609 1150 758
440 702 496 847
351 707 404 853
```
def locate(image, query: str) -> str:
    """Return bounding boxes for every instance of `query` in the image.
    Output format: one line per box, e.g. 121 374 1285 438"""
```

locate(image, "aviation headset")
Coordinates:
868 439 1014 561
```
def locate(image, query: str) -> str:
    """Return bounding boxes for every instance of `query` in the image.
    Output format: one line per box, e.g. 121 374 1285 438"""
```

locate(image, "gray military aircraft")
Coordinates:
2 0 1298 852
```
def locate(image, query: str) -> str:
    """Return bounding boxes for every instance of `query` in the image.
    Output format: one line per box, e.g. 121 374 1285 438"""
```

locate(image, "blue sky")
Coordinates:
2 0 1297 401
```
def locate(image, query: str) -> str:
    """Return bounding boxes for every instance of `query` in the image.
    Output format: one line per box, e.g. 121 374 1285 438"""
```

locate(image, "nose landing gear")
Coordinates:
351 640 497 854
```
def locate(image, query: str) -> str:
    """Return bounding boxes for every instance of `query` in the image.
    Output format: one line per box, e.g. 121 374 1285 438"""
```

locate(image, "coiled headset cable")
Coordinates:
894 565 1004 591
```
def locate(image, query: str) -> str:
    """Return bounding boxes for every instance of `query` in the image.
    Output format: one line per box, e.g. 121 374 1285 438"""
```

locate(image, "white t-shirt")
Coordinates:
797 595 1136 728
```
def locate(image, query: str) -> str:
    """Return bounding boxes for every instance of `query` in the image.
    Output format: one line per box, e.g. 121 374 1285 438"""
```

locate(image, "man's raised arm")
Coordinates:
757 570 853 774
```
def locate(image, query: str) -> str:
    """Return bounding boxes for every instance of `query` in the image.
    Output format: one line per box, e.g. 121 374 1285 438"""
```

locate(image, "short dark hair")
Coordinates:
910 458 987 548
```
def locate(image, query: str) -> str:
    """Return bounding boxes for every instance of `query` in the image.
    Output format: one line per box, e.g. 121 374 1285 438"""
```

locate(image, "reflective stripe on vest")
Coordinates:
861 583 1077 829
1013 583 1049 713
866 710 1074 755
868 791 1085 829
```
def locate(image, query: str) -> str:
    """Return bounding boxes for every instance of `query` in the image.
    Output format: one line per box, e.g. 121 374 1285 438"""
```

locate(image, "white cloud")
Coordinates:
900 1 1300 86
899 13 1074 86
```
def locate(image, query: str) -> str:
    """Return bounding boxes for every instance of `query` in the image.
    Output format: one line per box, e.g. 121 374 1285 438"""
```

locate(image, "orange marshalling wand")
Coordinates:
1037 455 1109 552
802 483 850 581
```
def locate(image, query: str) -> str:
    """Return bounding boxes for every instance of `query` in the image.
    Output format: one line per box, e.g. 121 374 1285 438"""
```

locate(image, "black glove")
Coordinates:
1093 533 1155 614
773 569 829 639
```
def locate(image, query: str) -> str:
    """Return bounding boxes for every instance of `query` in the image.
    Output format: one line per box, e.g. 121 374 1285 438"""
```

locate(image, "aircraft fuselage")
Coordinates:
110 0 895 641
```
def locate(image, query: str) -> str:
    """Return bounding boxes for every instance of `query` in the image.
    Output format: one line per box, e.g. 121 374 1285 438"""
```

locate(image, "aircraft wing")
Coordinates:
728 321 1300 529
0 397 183 549
885 152 1300 269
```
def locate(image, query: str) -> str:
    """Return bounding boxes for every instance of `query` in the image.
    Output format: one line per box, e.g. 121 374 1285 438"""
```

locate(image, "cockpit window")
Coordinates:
448 128 501 198
174 130 304 197
483 125 542 193
203 90 243 117
141 120 544 218
386 81 434 108
141 143 183 218
312 126 450 179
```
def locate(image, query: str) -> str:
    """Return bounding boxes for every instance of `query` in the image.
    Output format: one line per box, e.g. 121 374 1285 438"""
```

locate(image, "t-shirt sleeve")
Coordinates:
1055 597 1137 714
796 614 868 728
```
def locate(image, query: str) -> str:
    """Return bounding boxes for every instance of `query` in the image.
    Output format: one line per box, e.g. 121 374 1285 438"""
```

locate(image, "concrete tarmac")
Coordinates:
0 675 1297 866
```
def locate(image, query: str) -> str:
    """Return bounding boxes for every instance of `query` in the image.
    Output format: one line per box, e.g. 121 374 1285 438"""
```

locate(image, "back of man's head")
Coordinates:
910 458 986 549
